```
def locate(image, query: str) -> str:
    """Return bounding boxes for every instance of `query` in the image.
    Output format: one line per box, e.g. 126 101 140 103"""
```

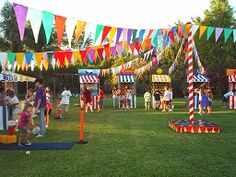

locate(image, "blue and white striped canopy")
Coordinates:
187 74 209 83
118 75 135 83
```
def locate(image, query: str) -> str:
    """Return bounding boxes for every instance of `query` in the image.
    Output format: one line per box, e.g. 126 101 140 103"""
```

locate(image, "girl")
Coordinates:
45 86 53 128
18 103 34 146
207 89 213 113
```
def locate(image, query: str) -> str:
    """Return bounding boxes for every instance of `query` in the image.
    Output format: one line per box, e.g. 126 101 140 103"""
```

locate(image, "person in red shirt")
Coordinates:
97 87 104 112
82 86 93 112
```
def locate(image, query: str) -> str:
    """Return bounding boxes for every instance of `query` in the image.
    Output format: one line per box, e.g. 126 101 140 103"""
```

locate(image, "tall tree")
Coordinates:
193 0 236 96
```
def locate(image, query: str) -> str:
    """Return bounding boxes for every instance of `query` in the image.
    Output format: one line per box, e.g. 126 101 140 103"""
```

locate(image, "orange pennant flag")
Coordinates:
184 23 192 35
64 57 69 68
145 29 153 39
34 52 43 68
123 41 129 55
74 21 87 43
199 26 207 39
55 15 66 46
109 27 117 44
15 52 24 69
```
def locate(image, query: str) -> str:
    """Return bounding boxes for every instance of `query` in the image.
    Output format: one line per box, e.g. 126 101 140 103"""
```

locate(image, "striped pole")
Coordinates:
187 31 194 122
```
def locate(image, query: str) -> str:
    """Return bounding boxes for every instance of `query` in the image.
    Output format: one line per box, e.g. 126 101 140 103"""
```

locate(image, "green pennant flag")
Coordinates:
94 24 104 44
42 11 54 44
7 52 16 65
132 29 137 42
206 27 215 40
224 28 233 43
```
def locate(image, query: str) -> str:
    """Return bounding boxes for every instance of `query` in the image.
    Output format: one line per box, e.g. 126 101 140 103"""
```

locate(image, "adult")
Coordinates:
59 85 72 118
45 86 53 127
82 86 93 112
8 90 20 121
97 87 104 112
144 89 151 111
112 87 118 109
153 89 161 110
34 78 46 138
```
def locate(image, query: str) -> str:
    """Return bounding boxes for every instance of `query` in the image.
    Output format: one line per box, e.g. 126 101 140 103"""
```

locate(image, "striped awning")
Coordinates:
118 75 135 83
0 72 36 82
80 75 100 84
152 75 171 83
228 75 236 82
193 75 209 82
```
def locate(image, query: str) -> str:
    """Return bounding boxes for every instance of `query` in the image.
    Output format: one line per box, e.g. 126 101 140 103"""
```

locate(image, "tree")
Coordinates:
193 0 236 96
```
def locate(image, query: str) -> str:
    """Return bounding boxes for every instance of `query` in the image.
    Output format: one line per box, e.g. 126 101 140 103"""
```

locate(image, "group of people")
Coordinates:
144 86 174 111
112 86 134 109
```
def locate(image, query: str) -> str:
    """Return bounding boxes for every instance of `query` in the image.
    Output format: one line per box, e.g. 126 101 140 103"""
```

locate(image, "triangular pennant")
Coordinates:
151 30 158 48
42 59 49 71
191 25 199 36
57 51 66 68
104 44 111 59
101 26 112 44
74 21 87 43
0 53 7 70
224 28 233 43
64 57 69 68
132 29 138 42
30 58 35 71
129 43 134 54
47 52 53 62
24 52 33 65
88 49 96 62
138 29 146 43
233 29 236 43
7 52 16 65
135 39 141 53
97 48 104 60
184 23 192 35
73 51 80 62
55 15 66 46
206 27 215 40
109 27 117 45
145 29 153 39
94 24 104 44
117 42 123 56
64 51 72 65
199 26 207 39
27 8 42 43
34 52 43 68
177 25 183 38
115 28 123 46
83 23 96 47
215 28 224 42
15 53 25 69
80 50 88 63
127 29 133 46
122 28 128 44
65 18 77 48
50 58 56 70
123 41 129 55
13 3 28 41
110 46 117 58
42 11 54 44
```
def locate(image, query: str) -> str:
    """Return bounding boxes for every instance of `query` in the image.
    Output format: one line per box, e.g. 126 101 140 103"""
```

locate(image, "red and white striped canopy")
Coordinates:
228 75 236 82
79 75 100 84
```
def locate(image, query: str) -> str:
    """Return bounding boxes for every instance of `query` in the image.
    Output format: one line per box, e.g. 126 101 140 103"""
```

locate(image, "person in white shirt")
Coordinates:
222 89 236 108
144 90 151 111
59 86 72 118
8 90 20 121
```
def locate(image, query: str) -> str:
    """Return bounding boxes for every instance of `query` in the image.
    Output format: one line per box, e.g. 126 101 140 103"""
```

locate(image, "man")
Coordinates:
59 85 72 118
34 78 46 138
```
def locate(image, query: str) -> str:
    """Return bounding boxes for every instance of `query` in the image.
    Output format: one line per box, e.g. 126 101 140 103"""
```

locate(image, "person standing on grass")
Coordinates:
144 90 151 111
112 86 118 109
59 85 72 118
153 89 161 110
82 86 93 113
97 87 104 112
45 86 53 128
34 78 46 138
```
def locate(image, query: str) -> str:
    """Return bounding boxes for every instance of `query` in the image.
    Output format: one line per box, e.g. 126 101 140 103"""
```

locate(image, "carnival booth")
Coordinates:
151 74 171 109
226 69 236 109
78 69 100 109
190 74 210 109
0 72 36 130
117 70 136 108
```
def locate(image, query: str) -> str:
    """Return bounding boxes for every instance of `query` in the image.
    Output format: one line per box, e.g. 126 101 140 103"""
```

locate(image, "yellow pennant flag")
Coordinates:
199 26 207 39
34 52 43 68
109 27 117 45
15 53 24 69
141 39 147 51
42 59 49 71
123 41 129 55
73 51 79 62
184 24 192 35
74 21 87 43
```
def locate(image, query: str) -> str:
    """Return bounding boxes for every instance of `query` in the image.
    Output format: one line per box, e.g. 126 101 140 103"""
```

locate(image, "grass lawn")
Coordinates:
1 97 236 177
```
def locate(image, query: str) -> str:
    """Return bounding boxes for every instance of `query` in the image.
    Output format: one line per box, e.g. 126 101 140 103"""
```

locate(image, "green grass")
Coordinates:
1 97 236 177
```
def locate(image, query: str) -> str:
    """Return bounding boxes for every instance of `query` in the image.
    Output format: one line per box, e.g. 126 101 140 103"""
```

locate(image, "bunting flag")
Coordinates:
74 21 87 43
15 52 25 69
104 44 111 59
7 52 16 66
24 52 33 65
73 51 80 62
135 39 141 54
0 53 7 70
115 28 123 46
199 26 207 39
224 28 233 43
122 29 128 44
42 59 49 71
215 28 224 42
191 25 199 36
132 29 138 42
129 43 135 54
66 18 77 47
94 24 104 44
27 8 42 43
80 50 88 63
109 27 117 45
110 46 117 58
127 29 133 46
34 52 43 68
13 3 28 41
47 52 53 62
55 15 66 46
42 11 54 44
101 26 112 44
151 30 158 48
83 23 96 47
138 29 146 43
206 27 214 40
65 51 73 65
51 58 56 70
117 42 123 56
97 48 104 60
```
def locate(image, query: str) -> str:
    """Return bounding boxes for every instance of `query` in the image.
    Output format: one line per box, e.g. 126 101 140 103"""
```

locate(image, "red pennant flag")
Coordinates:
65 51 72 64
146 38 151 49
104 44 111 59
54 15 66 46
101 26 112 44
168 30 175 43
80 50 88 64
58 51 66 68
97 48 104 60
135 39 141 53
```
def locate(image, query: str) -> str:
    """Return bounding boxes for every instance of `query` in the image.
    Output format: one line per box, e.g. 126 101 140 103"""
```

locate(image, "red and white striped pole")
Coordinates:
187 30 194 123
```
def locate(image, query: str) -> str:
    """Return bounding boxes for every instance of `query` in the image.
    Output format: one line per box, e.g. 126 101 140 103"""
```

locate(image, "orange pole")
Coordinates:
76 108 88 144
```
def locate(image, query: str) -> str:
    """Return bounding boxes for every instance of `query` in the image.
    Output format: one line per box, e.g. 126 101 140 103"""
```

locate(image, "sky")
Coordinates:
1 0 236 29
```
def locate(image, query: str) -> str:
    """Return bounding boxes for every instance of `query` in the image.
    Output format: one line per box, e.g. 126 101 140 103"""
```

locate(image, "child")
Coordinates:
97 87 104 112
45 86 53 127
18 103 34 146
207 89 213 113
55 96 62 119
144 90 151 111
